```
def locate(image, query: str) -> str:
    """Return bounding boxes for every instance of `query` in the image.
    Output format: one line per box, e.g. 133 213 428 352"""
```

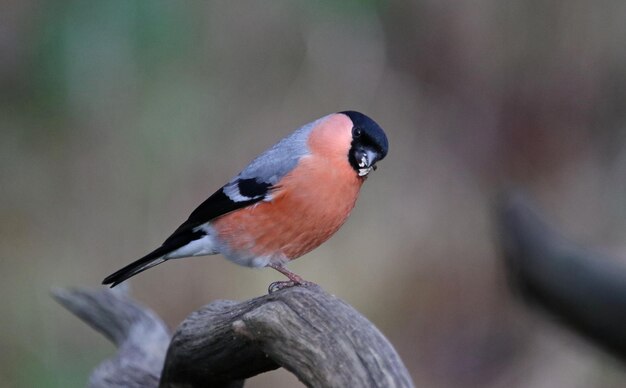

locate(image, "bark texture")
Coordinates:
54 284 414 387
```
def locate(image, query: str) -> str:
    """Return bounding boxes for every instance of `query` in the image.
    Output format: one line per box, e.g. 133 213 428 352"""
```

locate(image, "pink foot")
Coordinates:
268 280 316 294
266 263 316 293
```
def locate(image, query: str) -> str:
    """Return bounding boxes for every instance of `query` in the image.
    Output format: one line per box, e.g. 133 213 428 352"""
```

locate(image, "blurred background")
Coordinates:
2 1 626 387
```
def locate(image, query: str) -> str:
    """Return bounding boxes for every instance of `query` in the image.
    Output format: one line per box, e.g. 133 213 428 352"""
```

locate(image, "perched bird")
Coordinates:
103 111 388 290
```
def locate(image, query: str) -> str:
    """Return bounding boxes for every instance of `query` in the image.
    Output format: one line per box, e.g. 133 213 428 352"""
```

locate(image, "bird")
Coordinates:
102 111 388 290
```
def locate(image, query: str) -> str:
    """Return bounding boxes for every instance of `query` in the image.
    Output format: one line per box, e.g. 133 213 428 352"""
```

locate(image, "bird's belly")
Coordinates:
212 165 363 267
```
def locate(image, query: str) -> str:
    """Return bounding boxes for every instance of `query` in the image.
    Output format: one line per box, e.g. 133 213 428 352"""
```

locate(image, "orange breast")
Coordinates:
211 114 363 265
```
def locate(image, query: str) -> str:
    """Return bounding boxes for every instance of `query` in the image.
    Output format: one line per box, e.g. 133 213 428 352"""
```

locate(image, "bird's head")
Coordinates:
341 111 389 177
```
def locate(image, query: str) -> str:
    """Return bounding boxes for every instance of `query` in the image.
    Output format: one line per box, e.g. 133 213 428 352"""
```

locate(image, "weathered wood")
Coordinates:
52 285 170 387
497 193 626 360
161 284 413 387
54 284 414 387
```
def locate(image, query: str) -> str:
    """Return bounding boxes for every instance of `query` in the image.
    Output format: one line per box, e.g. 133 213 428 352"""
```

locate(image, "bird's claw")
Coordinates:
268 280 316 294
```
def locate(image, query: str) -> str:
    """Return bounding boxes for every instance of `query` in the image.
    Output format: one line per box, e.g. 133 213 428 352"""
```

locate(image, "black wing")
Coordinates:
102 178 271 287
102 178 272 287
163 178 272 245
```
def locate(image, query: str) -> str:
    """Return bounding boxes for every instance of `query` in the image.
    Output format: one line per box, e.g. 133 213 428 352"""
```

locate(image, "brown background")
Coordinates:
2 1 626 387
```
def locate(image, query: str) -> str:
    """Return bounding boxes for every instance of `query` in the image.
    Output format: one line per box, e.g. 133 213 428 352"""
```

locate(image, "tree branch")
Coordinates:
54 284 414 387
497 192 626 360
52 285 170 387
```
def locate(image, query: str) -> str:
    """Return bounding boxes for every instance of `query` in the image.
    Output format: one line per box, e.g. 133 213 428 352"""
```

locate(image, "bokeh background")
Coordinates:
2 1 626 387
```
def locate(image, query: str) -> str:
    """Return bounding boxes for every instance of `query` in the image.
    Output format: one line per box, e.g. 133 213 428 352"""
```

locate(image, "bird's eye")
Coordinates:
353 127 362 138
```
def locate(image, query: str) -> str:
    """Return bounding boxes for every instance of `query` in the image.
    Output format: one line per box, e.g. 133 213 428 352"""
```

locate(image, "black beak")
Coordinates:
354 147 381 176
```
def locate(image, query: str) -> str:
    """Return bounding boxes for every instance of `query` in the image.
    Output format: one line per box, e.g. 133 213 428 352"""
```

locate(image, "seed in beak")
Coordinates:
358 154 368 168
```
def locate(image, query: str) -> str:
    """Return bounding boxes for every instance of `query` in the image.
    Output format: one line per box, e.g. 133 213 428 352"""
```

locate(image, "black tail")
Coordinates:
103 246 173 288
103 223 207 287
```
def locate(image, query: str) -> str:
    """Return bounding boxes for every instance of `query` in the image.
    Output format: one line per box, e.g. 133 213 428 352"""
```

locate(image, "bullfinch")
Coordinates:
103 111 388 289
